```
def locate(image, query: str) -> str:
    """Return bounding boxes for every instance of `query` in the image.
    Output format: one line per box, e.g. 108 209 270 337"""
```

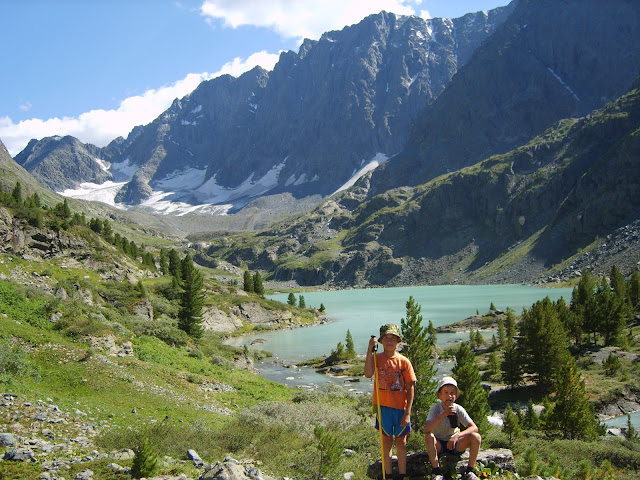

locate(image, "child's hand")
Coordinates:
369 336 378 352
401 411 411 426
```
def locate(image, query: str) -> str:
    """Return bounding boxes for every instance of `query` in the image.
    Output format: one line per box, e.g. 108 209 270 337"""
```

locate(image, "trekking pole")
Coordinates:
372 335 387 480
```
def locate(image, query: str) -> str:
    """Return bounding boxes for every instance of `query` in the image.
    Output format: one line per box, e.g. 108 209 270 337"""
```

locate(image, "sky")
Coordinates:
0 0 511 157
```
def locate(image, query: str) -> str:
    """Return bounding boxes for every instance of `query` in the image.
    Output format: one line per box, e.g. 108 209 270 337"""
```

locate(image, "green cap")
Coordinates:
379 323 402 341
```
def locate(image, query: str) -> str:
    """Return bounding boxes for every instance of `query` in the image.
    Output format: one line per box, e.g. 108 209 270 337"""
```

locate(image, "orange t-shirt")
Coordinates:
373 352 416 410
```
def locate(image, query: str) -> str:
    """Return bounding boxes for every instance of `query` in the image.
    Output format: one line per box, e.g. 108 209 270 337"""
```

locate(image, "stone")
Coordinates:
0 432 16 446
366 449 516 479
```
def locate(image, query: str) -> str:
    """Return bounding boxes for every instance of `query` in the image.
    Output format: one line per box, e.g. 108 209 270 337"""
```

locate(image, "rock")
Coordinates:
197 458 275 480
3 447 37 462
0 432 16 446
366 449 515 479
188 449 205 467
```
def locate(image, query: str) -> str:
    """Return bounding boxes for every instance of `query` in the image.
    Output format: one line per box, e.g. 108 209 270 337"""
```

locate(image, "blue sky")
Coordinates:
0 0 511 156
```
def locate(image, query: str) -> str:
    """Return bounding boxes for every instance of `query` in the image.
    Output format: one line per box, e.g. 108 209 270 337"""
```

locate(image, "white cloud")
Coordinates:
0 51 279 157
200 0 416 41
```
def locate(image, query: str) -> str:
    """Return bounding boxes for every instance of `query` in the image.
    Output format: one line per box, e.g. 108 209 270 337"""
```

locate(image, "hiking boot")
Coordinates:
430 474 445 480
461 470 479 480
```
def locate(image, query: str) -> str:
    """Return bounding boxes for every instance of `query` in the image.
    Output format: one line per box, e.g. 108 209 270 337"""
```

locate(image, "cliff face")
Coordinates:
369 0 640 194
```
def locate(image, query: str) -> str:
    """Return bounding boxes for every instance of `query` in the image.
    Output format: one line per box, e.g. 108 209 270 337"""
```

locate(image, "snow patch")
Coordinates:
59 181 128 208
333 153 388 194
94 157 110 172
547 67 580 101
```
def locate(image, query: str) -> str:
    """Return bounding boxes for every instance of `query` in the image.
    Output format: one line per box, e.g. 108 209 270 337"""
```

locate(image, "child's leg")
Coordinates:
382 434 394 475
395 434 408 474
424 432 440 467
455 432 482 468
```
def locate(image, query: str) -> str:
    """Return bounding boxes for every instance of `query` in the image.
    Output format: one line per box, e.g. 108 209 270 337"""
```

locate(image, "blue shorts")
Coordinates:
375 405 411 437
438 439 463 456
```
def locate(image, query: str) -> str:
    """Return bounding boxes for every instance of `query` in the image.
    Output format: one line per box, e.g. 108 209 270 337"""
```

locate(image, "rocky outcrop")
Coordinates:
366 449 516 479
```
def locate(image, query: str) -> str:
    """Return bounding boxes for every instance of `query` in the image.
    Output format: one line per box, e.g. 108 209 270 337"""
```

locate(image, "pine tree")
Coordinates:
505 307 517 340
159 248 169 275
253 271 264 295
168 249 182 278
550 357 599 440
313 425 341 480
287 292 296 306
502 404 522 447
571 269 598 345
177 255 205 339
345 329 356 359
131 436 159 479
497 318 506 347
452 342 489 431
299 295 306 308
243 270 254 293
427 320 437 345
523 398 539 430
11 182 22 204
517 297 569 394
400 296 437 429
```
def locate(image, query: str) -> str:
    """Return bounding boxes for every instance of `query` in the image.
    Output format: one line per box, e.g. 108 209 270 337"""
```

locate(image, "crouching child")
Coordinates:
424 376 482 480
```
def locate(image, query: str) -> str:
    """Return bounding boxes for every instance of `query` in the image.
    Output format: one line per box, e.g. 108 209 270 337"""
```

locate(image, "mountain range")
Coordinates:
5 0 640 287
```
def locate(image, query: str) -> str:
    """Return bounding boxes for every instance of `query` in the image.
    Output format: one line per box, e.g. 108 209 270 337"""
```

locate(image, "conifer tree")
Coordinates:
571 269 597 345
159 248 169 275
550 357 599 440
497 318 506 347
287 292 296 306
505 307 517 340
523 398 539 430
11 182 22 204
452 342 489 431
253 271 264 295
298 295 306 308
502 404 522 447
517 297 569 393
243 270 254 293
178 255 205 339
427 319 437 345
400 296 437 429
131 436 159 479
345 329 356 359
168 249 182 278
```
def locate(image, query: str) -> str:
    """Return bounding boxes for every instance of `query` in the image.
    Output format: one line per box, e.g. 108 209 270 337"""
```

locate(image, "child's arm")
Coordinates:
364 336 377 378
401 381 415 426
424 403 450 435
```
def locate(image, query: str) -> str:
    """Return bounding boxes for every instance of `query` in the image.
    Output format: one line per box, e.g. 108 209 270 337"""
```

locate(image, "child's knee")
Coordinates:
471 432 482 446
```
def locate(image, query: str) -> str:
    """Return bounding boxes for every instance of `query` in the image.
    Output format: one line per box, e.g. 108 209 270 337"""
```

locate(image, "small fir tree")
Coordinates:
131 436 159 479
550 357 599 440
452 342 490 431
243 270 254 293
253 271 265 295
298 295 306 308
287 292 296 306
313 425 341 480
502 404 522 447
345 329 356 359
400 296 437 429
177 255 205 339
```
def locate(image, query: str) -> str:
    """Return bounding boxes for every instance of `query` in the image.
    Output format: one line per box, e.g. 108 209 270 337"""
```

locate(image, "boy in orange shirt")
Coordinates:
365 324 416 480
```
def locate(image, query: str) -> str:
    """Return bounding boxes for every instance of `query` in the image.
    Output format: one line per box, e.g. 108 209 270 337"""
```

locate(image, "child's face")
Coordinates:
437 384 458 405
380 334 400 351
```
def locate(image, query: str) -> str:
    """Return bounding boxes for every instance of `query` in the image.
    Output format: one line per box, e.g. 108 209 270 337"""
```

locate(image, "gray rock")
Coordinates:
3 447 37 462
0 432 16 446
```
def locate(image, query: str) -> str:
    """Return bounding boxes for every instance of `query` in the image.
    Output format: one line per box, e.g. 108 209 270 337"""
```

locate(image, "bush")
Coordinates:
0 339 32 381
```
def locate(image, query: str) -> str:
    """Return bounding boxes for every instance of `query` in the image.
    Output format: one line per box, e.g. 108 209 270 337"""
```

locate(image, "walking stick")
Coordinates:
372 336 387 480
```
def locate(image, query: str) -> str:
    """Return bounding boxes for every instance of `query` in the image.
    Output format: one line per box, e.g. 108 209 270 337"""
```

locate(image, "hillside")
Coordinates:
194 80 640 289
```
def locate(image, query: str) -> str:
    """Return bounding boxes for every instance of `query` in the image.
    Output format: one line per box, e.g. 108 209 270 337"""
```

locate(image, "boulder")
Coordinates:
366 449 515 479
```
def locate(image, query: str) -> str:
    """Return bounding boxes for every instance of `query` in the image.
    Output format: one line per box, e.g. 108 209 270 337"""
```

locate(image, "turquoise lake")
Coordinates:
225 283 638 428
226 284 573 386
